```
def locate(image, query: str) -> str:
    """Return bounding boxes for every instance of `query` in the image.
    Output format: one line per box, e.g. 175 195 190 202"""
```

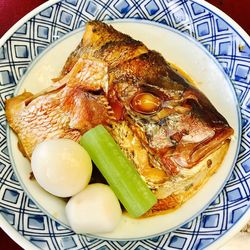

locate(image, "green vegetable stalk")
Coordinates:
80 125 157 218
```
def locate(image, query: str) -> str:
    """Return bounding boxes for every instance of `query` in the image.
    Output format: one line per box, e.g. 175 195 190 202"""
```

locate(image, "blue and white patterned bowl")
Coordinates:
0 0 250 249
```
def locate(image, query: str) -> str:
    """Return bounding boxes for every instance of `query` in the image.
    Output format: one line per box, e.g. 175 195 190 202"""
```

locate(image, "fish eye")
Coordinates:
130 92 161 114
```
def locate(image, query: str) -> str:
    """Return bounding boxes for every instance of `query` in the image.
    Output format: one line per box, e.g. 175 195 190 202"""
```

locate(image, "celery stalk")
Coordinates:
80 125 157 218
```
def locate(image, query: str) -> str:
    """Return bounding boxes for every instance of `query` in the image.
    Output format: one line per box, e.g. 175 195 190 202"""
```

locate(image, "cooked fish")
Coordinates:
5 21 233 215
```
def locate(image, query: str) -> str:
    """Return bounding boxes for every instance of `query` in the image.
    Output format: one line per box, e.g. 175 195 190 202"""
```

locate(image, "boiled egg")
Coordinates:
66 183 122 234
31 139 92 197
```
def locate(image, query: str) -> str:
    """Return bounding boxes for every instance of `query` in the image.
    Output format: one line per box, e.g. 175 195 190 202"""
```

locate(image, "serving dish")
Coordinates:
0 0 250 249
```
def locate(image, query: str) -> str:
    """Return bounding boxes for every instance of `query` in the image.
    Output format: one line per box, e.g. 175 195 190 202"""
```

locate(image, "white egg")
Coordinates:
31 139 92 197
66 183 122 234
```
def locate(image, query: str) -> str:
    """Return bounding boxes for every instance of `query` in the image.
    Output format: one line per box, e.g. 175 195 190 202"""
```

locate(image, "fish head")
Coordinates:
109 75 233 176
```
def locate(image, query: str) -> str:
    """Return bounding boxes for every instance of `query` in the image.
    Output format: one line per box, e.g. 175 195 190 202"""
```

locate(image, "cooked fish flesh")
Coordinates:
5 21 234 215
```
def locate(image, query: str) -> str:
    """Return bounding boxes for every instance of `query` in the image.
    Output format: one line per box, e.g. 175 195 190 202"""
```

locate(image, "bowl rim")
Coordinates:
0 0 249 249
7 18 241 241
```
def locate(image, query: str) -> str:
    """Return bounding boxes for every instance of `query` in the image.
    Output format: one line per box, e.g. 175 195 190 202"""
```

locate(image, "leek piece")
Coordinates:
80 125 157 218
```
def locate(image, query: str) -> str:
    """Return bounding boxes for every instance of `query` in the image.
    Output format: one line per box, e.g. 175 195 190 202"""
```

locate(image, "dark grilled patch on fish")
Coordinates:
110 51 187 91
61 21 148 76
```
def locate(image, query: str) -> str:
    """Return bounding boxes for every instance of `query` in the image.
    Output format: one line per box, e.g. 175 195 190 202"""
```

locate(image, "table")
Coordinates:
0 0 249 249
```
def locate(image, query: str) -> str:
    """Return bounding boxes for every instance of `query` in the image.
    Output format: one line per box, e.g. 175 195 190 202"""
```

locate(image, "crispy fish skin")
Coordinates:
6 21 234 215
61 21 148 76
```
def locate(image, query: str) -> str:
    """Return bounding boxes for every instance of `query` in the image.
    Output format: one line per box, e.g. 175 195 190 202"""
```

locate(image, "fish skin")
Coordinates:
61 20 148 76
5 58 111 159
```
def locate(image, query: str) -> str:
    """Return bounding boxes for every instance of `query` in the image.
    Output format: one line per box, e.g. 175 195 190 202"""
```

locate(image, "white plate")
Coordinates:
1 0 249 249
8 20 240 240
